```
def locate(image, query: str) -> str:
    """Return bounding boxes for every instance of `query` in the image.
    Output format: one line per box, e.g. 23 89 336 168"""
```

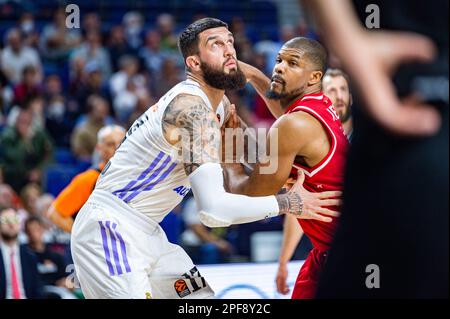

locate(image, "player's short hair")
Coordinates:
97 124 126 143
283 37 327 75
178 18 228 62
323 68 351 87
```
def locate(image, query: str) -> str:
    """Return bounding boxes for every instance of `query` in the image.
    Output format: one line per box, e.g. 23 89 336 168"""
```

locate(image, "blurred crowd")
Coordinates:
0 3 313 299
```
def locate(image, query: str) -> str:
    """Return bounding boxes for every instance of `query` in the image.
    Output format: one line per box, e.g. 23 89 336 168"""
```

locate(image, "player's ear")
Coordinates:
349 93 353 107
186 56 201 72
308 70 323 86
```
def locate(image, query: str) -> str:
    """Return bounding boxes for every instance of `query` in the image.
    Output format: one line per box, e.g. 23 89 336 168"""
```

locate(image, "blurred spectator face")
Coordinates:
157 13 174 36
25 218 45 245
90 97 109 122
20 183 41 216
87 70 103 88
83 12 101 33
322 74 352 123
123 12 143 35
45 75 62 96
54 8 66 28
23 65 38 86
110 25 126 44
145 30 161 50
15 110 33 139
97 128 125 163
20 12 35 35
120 56 138 75
7 29 22 52
0 184 15 209
28 96 45 117
0 208 20 241
196 27 246 90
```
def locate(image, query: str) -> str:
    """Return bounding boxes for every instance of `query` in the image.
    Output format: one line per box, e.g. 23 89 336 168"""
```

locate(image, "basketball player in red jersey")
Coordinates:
223 37 349 299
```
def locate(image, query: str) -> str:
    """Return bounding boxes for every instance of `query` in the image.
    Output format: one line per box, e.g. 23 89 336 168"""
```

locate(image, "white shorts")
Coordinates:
71 189 215 299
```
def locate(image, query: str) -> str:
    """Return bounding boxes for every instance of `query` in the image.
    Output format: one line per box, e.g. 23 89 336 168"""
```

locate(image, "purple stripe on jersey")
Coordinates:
98 221 115 276
123 155 172 203
112 223 131 273
113 151 165 199
124 161 177 203
105 221 123 275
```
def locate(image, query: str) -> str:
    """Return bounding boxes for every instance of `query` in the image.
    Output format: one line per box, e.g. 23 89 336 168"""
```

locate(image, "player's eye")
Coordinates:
276 58 282 63
289 61 297 66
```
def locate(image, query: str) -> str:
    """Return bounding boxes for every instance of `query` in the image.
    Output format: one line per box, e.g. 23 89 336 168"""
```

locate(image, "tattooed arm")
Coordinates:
162 93 220 175
161 93 315 226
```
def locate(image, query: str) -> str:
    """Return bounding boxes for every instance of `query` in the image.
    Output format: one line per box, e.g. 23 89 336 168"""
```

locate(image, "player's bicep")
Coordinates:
162 94 221 176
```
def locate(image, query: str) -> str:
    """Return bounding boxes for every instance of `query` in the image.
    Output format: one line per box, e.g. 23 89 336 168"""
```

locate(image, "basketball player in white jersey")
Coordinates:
71 18 340 299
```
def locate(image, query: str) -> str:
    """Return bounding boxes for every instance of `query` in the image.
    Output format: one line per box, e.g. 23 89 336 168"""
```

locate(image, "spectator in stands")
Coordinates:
20 183 42 217
39 7 81 61
0 70 14 125
0 207 43 299
123 11 145 50
254 25 297 74
24 216 68 289
70 31 112 80
0 183 20 211
127 90 155 128
12 65 41 107
180 197 233 264
139 29 166 78
107 25 137 72
81 12 102 35
156 13 178 52
154 57 183 98
0 108 53 193
47 125 125 233
70 95 111 161
110 55 147 123
0 28 42 85
17 12 39 49
73 61 112 116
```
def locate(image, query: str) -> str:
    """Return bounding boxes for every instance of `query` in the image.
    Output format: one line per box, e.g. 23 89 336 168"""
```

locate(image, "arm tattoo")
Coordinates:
275 192 304 216
162 94 221 176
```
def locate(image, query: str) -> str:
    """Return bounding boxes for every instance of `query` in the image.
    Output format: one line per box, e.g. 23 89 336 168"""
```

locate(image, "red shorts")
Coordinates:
291 247 329 299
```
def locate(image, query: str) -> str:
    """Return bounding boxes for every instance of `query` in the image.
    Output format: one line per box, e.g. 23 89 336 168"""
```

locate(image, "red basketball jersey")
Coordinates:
285 92 349 251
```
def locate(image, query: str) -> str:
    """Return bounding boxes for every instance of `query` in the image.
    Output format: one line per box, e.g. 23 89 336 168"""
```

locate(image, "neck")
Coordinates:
186 73 224 112
280 84 322 110
342 117 353 135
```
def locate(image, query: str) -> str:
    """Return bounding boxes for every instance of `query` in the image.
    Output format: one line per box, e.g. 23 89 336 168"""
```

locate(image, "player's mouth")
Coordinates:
271 75 285 85
224 59 237 68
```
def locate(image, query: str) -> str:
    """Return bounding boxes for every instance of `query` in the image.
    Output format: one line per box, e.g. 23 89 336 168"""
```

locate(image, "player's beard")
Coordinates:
201 60 246 90
337 106 351 123
266 84 303 101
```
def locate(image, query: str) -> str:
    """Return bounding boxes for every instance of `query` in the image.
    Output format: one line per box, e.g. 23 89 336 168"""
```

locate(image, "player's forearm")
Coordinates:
279 214 304 264
47 206 73 233
222 163 252 194
190 163 302 228
239 61 284 119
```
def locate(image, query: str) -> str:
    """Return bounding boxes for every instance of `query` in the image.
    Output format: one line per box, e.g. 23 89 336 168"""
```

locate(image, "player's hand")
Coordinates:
286 170 341 223
276 262 290 295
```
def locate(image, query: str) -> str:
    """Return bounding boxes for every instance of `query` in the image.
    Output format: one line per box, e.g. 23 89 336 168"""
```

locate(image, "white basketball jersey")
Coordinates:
96 79 224 222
